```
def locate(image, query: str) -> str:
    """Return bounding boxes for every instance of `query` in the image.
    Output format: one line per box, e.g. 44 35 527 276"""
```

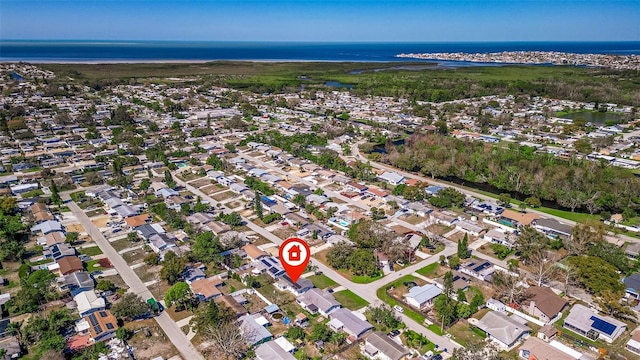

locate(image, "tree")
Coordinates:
254 191 263 219
139 178 151 191
309 323 332 342
65 232 79 245
528 250 556 287
191 231 223 263
127 231 141 242
193 197 209 213
96 279 115 292
116 327 133 341
164 169 176 188
292 194 306 207
218 212 242 227
111 293 150 320
164 282 192 309
144 252 160 265
160 251 186 284
202 322 246 360
574 138 593 154
567 221 605 256
50 181 62 205
524 196 542 208
286 326 305 341
514 226 548 263
566 256 624 296
448 255 460 270
190 300 236 335
498 193 512 207
365 305 401 331
492 271 525 304
457 233 470 259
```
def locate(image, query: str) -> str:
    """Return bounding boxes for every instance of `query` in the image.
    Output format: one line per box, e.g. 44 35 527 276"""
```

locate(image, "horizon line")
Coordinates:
2 39 640 44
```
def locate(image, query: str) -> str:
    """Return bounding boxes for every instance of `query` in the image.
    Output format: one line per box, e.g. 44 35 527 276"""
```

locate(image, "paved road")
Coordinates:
174 171 462 352
62 194 204 360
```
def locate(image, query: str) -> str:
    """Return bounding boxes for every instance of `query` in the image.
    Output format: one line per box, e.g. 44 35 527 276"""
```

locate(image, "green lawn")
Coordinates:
333 290 369 310
85 259 106 271
376 275 426 325
307 274 337 289
352 274 383 283
79 246 103 256
416 263 439 277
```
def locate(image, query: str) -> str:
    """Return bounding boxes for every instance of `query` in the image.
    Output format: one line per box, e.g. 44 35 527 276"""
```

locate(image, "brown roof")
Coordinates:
30 203 47 213
524 286 568 319
404 178 420 187
45 231 66 247
242 244 267 260
275 181 293 190
367 187 388 198
85 310 118 339
34 211 54 222
518 337 573 360
190 277 223 299
57 256 83 275
216 295 247 317
124 214 150 228
501 209 540 226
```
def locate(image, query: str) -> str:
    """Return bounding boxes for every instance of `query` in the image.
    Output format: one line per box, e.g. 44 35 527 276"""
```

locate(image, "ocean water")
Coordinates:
0 41 639 62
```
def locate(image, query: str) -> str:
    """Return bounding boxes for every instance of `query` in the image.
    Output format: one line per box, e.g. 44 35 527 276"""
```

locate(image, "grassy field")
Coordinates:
307 274 337 289
78 246 103 256
416 263 439 277
333 290 369 310
376 275 426 325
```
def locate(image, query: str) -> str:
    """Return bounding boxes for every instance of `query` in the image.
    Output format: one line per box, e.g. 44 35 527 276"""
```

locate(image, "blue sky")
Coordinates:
1 0 638 41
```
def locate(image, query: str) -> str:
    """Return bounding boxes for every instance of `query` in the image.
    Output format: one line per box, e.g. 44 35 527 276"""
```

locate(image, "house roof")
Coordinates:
501 209 540 226
328 308 374 338
477 311 531 347
564 304 626 337
34 210 54 222
239 314 272 345
379 172 405 184
242 244 268 260
30 202 48 213
279 274 313 292
189 277 222 299
518 337 574 360
298 288 340 314
74 290 105 315
533 218 573 236
85 310 117 339
255 341 296 360
216 295 247 317
57 256 83 275
124 214 150 228
405 284 442 305
44 231 66 247
524 286 568 319
366 332 410 360
625 273 640 293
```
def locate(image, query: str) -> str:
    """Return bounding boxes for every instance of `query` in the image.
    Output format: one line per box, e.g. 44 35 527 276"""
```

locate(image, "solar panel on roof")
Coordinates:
269 267 279 274
590 316 617 336
89 314 99 326
106 323 114 329
99 311 107 317
260 259 271 267
95 325 102 334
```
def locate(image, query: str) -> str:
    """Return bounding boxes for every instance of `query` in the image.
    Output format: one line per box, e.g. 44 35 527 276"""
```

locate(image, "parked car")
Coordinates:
393 305 404 313
388 330 401 337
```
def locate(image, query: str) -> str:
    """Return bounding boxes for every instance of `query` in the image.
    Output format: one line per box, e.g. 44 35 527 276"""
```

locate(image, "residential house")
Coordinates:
346 182 368 194
626 328 640 357
536 325 558 342
275 275 314 297
625 243 640 260
296 288 341 317
484 229 515 248
58 271 95 296
41 231 66 248
459 259 495 282
522 287 568 324
500 209 540 228
148 233 176 254
242 244 268 261
190 277 223 301
518 337 575 360
45 243 76 261
404 284 442 310
563 304 626 343
306 194 328 206
624 273 640 300
456 220 484 237
429 211 458 226
31 220 63 235
363 332 410 360
74 290 106 317
85 310 118 343
476 311 531 350
378 172 405 186
255 341 296 360
328 308 374 340
124 214 151 228
57 256 83 275
216 295 247 318
239 314 273 346
183 267 206 284
532 218 573 240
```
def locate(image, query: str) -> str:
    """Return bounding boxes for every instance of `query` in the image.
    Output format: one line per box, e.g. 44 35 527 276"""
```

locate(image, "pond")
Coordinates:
325 81 354 89
559 111 623 124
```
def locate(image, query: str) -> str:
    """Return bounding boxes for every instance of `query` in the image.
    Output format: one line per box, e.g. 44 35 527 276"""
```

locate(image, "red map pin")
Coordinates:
279 237 311 283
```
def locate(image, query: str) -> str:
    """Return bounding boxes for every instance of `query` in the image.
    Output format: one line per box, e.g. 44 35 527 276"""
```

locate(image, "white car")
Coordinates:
393 305 404 313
